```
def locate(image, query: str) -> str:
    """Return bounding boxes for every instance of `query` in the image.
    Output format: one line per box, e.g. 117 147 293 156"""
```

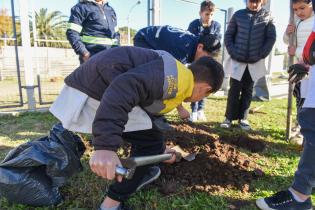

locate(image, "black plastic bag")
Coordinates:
0 123 86 206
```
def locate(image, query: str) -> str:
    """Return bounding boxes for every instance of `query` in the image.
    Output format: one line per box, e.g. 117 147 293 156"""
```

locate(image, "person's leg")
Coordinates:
239 67 254 120
197 99 204 111
221 78 242 128
190 102 198 113
189 102 198 122
225 78 242 121
197 99 207 121
102 126 165 208
291 108 315 196
256 108 315 210
291 82 304 145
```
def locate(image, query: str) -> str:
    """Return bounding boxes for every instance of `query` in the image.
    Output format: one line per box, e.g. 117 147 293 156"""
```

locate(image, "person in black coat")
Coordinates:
220 0 276 131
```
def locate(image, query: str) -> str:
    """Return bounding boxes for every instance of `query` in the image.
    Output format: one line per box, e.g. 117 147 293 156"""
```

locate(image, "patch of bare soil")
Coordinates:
155 123 265 198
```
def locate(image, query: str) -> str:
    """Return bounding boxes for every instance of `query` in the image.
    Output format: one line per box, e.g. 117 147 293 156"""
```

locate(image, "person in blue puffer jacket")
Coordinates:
220 0 276 131
66 0 120 64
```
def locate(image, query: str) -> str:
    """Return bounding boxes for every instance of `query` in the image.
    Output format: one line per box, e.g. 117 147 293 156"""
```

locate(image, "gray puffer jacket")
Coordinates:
224 8 276 63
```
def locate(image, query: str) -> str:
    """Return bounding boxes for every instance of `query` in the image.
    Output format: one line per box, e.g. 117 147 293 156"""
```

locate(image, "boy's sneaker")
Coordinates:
136 166 161 191
256 190 313 210
189 112 198 122
239 119 251 131
197 110 207 122
220 118 231 129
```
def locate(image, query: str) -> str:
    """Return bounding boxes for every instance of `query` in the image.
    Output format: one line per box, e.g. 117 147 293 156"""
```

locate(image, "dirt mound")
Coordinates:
155 123 265 195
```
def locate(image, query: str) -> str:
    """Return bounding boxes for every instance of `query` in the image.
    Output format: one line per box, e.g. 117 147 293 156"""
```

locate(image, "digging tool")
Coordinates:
171 145 196 162
115 153 173 179
286 0 295 142
249 104 265 114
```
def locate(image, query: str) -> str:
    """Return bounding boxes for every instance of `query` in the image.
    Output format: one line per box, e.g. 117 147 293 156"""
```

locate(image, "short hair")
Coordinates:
198 33 221 54
189 56 224 93
292 0 311 4
246 0 267 4
200 0 215 12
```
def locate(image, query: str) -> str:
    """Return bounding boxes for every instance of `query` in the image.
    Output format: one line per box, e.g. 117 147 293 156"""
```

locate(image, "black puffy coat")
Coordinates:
224 8 276 63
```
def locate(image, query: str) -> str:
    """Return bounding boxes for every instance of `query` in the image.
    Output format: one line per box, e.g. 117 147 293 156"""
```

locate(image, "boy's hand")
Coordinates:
163 147 177 164
288 46 296 56
176 104 190 120
286 24 295 35
82 52 90 63
89 150 123 182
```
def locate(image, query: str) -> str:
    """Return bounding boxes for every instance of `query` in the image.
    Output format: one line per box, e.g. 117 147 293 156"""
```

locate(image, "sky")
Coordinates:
1 0 290 51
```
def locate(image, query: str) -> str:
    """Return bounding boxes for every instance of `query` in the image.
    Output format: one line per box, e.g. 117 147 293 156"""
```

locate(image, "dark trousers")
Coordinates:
107 125 165 202
294 82 305 110
225 67 254 121
292 108 315 195
190 98 205 112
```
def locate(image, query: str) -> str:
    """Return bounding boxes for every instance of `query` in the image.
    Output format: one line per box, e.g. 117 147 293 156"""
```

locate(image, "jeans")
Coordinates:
225 67 254 121
107 125 165 202
190 98 205 112
292 108 315 195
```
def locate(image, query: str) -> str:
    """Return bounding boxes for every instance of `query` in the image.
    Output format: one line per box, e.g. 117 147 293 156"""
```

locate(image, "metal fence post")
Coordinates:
19 0 36 110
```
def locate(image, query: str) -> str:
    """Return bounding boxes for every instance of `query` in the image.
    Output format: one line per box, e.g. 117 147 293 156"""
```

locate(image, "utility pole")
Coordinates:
19 0 36 110
127 1 141 45
152 0 160 25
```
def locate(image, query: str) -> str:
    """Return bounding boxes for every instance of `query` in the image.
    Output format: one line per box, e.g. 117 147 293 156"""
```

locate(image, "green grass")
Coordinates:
0 97 314 210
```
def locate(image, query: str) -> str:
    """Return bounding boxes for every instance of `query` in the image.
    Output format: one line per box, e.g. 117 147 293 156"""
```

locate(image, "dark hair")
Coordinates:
292 0 311 4
200 0 215 12
198 33 221 54
189 56 224 93
247 0 266 3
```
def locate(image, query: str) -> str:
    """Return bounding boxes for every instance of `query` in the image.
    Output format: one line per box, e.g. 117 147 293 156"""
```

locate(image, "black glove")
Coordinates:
288 64 309 84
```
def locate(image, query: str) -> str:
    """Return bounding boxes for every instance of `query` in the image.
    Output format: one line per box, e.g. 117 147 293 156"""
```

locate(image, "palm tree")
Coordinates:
34 8 68 47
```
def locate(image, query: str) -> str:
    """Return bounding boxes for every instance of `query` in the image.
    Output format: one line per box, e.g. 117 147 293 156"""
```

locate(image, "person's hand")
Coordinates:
176 104 190 120
303 31 315 65
286 24 295 35
288 64 309 84
89 150 123 182
163 147 177 164
82 52 90 63
288 46 296 56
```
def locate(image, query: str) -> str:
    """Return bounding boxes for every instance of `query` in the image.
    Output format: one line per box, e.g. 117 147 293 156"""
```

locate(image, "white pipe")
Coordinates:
19 0 36 110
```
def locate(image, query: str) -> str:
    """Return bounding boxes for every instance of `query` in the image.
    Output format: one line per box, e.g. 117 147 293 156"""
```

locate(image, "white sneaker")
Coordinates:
239 119 251 131
189 112 198 122
197 110 207 122
220 118 231 128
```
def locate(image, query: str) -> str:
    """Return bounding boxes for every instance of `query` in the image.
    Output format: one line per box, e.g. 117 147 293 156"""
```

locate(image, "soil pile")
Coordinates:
156 122 265 195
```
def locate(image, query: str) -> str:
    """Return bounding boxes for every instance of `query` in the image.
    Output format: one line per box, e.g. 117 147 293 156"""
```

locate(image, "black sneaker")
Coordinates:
256 190 313 210
136 166 161 191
